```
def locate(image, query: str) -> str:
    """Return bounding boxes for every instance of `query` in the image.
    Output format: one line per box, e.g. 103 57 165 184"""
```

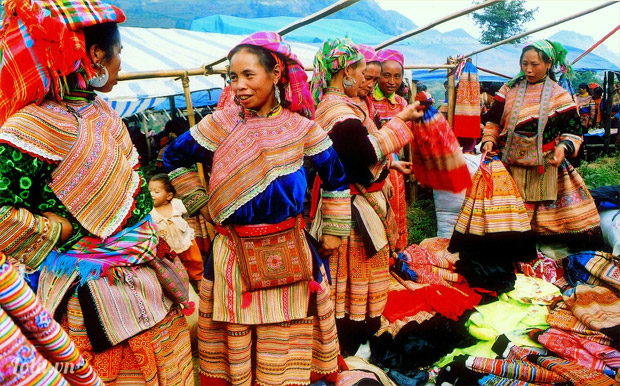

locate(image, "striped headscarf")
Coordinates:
507 39 573 87
0 0 125 125
376 48 405 68
310 37 364 105
357 43 379 64
229 31 315 119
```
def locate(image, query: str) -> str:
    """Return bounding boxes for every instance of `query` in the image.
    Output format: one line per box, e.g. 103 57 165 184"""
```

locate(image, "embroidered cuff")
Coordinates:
0 207 62 271
482 122 501 148
321 189 352 237
169 167 209 216
369 117 412 160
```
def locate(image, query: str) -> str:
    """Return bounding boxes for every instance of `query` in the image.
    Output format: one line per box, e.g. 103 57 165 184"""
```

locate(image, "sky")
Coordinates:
376 0 620 56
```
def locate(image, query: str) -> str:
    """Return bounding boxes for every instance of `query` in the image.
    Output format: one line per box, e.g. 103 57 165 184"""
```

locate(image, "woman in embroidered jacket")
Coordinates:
371 49 412 251
0 1 194 384
481 40 599 241
163 32 351 386
310 38 423 356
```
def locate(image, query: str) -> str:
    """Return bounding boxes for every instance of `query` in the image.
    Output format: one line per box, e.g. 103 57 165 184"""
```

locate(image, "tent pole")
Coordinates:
373 0 501 50
462 1 617 59
447 57 457 127
169 96 177 119
604 71 614 154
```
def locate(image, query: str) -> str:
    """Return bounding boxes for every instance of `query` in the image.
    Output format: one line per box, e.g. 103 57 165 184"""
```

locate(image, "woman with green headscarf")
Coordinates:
309 37 423 356
480 39 600 245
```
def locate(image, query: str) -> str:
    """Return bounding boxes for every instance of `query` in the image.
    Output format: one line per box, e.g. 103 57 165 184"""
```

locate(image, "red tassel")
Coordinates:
389 257 395 266
241 292 252 308
538 165 545 174
181 301 195 316
308 280 321 293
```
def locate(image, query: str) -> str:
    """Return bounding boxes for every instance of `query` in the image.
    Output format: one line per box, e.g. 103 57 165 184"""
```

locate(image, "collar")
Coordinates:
373 84 397 104
242 104 282 120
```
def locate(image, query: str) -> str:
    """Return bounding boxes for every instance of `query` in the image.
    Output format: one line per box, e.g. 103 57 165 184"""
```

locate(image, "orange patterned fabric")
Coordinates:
0 98 141 239
62 296 194 385
198 269 339 386
329 229 391 321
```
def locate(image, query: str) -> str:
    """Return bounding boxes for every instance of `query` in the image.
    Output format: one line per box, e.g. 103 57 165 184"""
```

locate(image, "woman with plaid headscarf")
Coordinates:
0 0 195 384
310 37 423 356
163 32 351 386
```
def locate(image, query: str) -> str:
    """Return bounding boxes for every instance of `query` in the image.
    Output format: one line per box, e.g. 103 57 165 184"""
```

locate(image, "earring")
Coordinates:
274 84 281 105
89 63 109 87
343 75 356 89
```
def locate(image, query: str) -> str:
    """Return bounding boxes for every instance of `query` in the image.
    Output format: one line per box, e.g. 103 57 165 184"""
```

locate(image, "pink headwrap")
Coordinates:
376 48 405 67
357 44 379 63
228 31 314 119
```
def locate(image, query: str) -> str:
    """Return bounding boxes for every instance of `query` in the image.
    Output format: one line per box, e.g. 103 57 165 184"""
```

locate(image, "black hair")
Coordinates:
228 44 290 109
578 83 590 93
83 22 121 60
593 86 604 97
520 46 556 82
149 173 176 196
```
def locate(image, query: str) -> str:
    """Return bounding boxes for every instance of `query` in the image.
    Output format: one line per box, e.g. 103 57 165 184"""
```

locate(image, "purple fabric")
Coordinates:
376 48 404 67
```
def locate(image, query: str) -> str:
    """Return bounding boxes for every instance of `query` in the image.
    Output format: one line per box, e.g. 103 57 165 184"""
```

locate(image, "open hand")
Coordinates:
391 160 413 175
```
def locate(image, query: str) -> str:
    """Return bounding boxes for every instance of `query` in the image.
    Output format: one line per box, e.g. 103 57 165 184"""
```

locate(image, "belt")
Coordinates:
215 215 300 237
350 180 386 195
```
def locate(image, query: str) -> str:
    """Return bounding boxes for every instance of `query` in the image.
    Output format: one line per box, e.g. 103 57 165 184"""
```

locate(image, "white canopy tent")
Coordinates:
104 27 323 117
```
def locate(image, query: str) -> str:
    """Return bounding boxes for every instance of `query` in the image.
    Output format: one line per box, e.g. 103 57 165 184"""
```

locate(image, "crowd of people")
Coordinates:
1 1 619 386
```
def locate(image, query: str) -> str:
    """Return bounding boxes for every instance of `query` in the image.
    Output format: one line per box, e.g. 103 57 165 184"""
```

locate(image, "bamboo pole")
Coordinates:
462 1 618 59
373 0 502 50
118 64 454 82
201 0 362 70
447 57 458 127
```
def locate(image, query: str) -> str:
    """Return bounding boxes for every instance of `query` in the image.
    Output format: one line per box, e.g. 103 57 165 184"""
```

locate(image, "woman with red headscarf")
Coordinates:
163 32 351 386
0 0 194 384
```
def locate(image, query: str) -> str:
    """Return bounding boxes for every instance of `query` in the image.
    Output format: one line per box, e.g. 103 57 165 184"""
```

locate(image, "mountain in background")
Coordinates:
549 30 619 65
104 0 416 36
105 0 618 66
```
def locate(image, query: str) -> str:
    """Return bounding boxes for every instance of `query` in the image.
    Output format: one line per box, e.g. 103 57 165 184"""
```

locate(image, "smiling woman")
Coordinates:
163 31 351 386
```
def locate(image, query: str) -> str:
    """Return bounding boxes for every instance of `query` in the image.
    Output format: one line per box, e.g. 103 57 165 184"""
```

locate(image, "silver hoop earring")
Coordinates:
343 76 356 89
89 63 109 88
274 84 281 104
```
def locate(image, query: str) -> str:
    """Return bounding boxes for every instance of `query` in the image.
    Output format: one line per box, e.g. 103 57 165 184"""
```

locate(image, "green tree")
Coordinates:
472 1 538 44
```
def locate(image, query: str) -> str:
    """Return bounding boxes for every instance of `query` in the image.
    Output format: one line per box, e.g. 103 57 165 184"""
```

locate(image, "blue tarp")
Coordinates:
154 88 222 111
191 15 620 83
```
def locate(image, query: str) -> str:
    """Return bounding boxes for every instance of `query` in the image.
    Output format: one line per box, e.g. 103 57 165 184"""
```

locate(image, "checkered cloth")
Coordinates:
0 0 125 125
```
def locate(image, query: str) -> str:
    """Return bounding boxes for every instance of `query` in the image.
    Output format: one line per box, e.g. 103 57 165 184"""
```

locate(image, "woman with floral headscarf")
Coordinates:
481 40 599 244
310 37 423 356
0 0 194 384
163 32 350 386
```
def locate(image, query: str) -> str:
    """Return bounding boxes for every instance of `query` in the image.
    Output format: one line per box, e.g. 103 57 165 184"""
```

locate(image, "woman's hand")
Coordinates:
548 145 566 167
319 234 342 257
396 102 424 122
391 160 413 175
481 141 494 153
41 212 73 243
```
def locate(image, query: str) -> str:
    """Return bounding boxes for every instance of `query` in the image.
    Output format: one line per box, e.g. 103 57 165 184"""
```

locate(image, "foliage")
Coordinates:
577 151 620 190
407 198 437 245
571 71 605 94
472 1 538 44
